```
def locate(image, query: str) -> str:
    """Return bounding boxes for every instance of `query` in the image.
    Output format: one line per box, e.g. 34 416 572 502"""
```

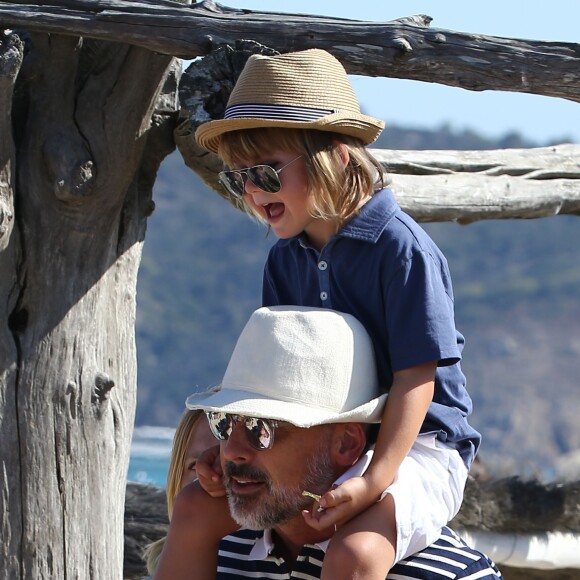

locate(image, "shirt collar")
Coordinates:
248 528 330 560
296 188 397 249
338 188 398 243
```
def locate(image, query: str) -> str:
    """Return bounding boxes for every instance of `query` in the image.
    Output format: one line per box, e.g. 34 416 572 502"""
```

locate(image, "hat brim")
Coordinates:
186 387 387 428
195 112 385 154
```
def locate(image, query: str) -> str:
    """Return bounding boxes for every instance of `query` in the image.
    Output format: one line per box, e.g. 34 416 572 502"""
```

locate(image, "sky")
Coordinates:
224 1 579 144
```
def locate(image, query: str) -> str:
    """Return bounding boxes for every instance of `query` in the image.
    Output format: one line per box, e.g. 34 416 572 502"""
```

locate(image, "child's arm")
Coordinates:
304 360 436 528
154 480 238 580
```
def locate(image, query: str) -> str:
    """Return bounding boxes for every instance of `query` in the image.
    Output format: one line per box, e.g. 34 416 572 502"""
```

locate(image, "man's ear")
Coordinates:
332 423 366 467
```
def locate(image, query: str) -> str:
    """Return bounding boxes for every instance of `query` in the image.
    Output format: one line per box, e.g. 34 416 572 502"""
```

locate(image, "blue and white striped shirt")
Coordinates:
217 526 503 579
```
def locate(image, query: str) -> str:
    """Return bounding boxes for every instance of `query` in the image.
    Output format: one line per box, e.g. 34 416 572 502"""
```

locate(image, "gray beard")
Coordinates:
224 439 336 530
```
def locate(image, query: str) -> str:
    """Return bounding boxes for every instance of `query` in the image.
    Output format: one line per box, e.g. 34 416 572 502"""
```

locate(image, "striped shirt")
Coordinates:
217 526 503 579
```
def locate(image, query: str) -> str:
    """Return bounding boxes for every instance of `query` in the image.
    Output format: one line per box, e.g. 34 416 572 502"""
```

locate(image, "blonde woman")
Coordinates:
142 409 215 576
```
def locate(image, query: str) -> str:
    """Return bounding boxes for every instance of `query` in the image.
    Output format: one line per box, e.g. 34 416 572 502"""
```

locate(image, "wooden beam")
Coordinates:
0 0 579 102
373 144 580 222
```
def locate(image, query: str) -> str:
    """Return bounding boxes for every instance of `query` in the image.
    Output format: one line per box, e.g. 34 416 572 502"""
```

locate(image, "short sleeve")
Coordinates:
385 250 461 372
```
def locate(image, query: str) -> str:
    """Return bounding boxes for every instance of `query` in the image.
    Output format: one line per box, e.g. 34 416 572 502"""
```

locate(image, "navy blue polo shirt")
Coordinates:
263 188 480 467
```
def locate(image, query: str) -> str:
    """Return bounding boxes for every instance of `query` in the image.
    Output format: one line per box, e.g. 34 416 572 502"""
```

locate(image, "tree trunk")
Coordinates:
0 28 179 578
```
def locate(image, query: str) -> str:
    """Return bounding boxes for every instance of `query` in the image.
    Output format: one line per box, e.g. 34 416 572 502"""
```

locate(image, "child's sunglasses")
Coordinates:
205 411 279 450
218 155 302 200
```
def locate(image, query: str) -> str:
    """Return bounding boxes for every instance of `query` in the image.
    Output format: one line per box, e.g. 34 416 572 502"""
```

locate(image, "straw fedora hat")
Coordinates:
186 306 387 428
195 49 385 154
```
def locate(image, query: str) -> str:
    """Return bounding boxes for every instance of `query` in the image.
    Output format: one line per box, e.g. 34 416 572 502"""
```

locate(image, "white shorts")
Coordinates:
335 433 468 564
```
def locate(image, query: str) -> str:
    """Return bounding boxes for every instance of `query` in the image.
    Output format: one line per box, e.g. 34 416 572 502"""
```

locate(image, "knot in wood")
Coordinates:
53 159 95 201
0 30 24 79
430 32 447 44
393 37 413 54
66 381 79 419
93 372 115 403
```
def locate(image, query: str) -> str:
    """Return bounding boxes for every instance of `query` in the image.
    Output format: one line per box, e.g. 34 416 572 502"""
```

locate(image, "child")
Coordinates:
194 48 481 578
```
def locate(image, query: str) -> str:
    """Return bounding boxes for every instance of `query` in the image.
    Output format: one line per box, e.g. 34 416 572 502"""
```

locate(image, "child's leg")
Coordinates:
321 495 396 580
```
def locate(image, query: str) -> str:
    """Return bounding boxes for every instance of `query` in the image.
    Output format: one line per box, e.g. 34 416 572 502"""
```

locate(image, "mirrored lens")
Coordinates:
218 171 245 199
218 164 282 199
246 165 282 193
207 411 233 440
244 416 275 449
205 412 276 450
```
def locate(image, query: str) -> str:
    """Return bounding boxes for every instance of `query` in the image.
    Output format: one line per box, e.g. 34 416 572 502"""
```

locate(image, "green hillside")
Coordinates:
136 125 580 479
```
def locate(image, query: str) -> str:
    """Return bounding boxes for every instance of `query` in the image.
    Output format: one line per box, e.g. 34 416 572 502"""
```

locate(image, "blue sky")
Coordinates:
224 1 579 144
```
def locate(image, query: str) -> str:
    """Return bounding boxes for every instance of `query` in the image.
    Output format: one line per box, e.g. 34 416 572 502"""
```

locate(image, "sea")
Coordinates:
127 425 175 488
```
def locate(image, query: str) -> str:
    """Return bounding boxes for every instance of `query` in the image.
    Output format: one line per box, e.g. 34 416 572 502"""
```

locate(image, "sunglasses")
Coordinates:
206 411 278 450
218 155 302 200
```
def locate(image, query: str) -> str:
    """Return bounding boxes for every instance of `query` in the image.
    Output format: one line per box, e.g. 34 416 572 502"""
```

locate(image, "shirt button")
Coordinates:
318 261 328 271
320 291 328 301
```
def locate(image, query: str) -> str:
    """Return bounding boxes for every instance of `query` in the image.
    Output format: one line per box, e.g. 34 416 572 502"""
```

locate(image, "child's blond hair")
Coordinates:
218 128 385 228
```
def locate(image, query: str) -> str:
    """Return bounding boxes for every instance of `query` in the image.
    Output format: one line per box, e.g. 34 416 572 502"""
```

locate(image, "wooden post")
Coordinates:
0 28 179 578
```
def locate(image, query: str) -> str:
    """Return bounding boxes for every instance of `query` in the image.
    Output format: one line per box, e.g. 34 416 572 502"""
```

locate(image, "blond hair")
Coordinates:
165 409 205 517
142 409 205 576
218 128 385 228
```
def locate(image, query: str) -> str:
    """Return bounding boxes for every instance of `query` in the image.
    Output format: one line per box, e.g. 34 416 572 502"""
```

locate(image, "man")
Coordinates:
155 306 502 579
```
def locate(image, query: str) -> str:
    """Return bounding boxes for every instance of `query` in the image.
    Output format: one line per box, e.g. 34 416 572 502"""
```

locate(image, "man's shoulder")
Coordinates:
390 527 503 579
218 527 502 579
219 528 262 553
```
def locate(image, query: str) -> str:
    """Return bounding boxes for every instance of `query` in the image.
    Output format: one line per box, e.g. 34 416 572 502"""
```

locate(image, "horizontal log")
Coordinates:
0 0 579 102
372 144 580 222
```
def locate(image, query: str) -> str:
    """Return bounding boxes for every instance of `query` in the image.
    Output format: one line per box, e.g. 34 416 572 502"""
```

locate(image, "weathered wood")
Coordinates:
175 44 580 223
1 3 579 579
0 29 23 580
0 0 579 102
0 30 20 250
0 26 180 579
373 144 580 223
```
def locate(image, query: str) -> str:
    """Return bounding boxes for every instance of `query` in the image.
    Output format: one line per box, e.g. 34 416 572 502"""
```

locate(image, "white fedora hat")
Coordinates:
186 306 386 427
195 49 385 154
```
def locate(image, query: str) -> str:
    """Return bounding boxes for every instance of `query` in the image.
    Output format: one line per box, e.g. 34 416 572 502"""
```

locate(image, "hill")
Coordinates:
135 124 580 480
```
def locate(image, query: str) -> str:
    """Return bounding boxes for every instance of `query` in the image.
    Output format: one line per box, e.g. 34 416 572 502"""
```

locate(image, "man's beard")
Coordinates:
223 438 336 529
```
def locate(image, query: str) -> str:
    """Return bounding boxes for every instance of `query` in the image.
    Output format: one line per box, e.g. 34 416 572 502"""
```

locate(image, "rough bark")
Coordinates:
0 29 23 579
0 27 179 579
0 0 579 102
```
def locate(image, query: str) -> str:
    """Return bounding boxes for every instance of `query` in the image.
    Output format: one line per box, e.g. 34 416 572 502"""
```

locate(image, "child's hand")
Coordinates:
302 476 381 530
196 444 226 497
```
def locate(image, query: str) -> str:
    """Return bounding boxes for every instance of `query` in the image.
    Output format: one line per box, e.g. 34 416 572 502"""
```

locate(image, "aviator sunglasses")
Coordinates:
218 155 302 200
206 411 279 450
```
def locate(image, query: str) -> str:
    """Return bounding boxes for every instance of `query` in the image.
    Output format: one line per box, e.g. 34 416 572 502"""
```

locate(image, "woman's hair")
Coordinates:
142 409 205 576
143 537 165 577
165 409 205 518
217 128 386 228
